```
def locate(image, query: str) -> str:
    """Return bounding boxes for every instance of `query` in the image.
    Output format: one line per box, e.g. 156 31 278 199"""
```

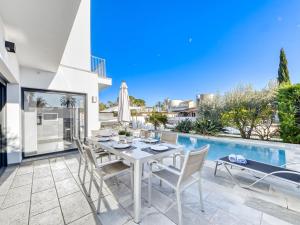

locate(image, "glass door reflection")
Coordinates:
23 90 86 156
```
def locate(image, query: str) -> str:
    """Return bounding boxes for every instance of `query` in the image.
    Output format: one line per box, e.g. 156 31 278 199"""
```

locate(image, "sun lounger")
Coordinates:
214 156 300 188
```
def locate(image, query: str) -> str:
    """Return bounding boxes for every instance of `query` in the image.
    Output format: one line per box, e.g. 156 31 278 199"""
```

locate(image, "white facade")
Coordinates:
0 0 111 164
167 99 196 112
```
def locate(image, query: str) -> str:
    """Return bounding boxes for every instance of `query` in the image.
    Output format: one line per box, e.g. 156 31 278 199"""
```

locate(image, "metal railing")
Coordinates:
91 55 106 78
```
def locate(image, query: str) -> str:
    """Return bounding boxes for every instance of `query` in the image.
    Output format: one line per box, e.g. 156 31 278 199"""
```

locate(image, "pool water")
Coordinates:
177 135 286 166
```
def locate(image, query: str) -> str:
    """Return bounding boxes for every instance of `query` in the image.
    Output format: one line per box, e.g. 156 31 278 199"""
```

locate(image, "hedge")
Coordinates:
277 84 300 143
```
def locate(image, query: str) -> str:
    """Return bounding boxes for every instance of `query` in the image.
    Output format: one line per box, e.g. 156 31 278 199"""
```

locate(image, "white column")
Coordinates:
6 84 22 164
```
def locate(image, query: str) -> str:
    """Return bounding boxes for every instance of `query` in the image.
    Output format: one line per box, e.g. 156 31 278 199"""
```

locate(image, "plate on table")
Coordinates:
112 143 131 149
150 145 169 151
97 134 111 138
143 138 159 144
98 137 111 142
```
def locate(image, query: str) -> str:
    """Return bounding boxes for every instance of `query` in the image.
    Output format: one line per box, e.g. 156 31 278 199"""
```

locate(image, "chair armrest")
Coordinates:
97 159 124 168
173 152 184 158
150 161 181 176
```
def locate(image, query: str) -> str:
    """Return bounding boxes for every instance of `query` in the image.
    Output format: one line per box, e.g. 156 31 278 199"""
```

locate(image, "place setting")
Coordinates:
141 143 174 155
97 136 112 142
110 140 137 151
139 137 160 144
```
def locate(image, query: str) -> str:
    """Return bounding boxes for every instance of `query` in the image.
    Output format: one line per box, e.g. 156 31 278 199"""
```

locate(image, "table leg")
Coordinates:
133 160 142 223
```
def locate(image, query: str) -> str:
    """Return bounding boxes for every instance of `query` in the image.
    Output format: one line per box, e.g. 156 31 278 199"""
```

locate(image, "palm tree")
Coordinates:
155 101 162 112
60 95 77 141
60 95 77 108
36 97 47 108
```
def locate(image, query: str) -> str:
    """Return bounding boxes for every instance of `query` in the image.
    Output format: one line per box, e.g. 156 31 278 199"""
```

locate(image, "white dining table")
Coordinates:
88 136 183 223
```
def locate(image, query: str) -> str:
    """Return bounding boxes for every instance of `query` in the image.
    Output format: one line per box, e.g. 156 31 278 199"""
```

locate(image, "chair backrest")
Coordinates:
74 137 85 157
83 145 97 167
178 145 209 186
140 129 151 138
161 132 177 144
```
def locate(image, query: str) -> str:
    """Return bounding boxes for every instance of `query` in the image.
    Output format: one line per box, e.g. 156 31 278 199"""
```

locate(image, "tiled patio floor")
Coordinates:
0 152 299 225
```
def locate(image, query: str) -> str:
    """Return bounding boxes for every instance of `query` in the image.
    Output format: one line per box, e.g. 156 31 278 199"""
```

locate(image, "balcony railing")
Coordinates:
91 55 106 78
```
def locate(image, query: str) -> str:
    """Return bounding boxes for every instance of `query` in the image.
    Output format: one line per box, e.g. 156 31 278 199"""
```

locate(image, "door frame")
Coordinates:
0 76 7 174
21 87 87 159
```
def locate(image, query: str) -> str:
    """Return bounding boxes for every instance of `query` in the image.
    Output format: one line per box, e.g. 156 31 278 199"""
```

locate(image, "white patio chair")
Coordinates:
74 137 88 184
140 129 152 139
84 138 114 162
84 145 133 214
75 137 115 184
160 131 177 144
148 145 209 225
160 131 182 166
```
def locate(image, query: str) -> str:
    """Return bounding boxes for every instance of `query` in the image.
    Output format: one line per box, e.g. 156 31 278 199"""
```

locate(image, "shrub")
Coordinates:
175 119 194 133
194 119 222 135
196 94 223 135
278 84 300 143
118 130 131 136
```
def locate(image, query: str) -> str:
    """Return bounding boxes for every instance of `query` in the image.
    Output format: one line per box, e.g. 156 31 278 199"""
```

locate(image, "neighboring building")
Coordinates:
166 99 197 117
0 0 111 168
196 93 215 107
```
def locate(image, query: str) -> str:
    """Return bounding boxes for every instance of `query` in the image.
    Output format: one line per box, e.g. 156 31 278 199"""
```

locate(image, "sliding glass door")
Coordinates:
23 89 86 157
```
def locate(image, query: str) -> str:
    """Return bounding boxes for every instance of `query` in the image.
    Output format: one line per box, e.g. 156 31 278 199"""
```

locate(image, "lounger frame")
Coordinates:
214 158 300 189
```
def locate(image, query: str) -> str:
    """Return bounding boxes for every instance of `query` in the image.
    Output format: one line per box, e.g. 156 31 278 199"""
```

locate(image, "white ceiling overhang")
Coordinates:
0 0 82 72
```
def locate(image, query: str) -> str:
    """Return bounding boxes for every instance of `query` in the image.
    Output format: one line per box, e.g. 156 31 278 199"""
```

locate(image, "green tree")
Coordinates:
195 95 223 135
277 48 291 85
107 100 117 108
148 112 168 130
221 83 277 139
278 84 300 143
129 96 146 107
99 103 107 111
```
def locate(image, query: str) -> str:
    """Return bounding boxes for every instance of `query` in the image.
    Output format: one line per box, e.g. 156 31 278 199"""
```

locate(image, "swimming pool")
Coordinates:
177 135 286 166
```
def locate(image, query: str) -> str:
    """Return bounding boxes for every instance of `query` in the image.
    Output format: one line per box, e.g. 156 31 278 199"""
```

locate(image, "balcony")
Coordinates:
91 55 112 90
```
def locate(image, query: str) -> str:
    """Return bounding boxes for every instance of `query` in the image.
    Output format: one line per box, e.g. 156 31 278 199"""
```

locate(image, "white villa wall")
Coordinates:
20 66 100 135
61 0 91 71
0 15 20 83
6 84 22 164
1 0 104 164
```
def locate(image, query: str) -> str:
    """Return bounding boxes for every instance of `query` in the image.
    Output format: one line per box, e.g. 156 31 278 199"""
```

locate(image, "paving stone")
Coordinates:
1 184 31 209
52 168 72 182
32 176 54 193
17 163 33 175
90 195 132 225
30 188 59 216
0 201 30 225
55 178 80 198
29 207 64 225
245 197 300 225
139 211 176 225
141 185 174 213
68 213 101 225
11 173 33 188
33 166 51 179
261 213 294 225
60 191 92 224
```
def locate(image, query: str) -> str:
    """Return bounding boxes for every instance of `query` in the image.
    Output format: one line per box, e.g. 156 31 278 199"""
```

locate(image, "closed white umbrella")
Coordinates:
118 81 131 124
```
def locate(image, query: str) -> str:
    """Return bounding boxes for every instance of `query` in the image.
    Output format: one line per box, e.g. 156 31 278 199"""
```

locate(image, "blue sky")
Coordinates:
91 0 300 106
